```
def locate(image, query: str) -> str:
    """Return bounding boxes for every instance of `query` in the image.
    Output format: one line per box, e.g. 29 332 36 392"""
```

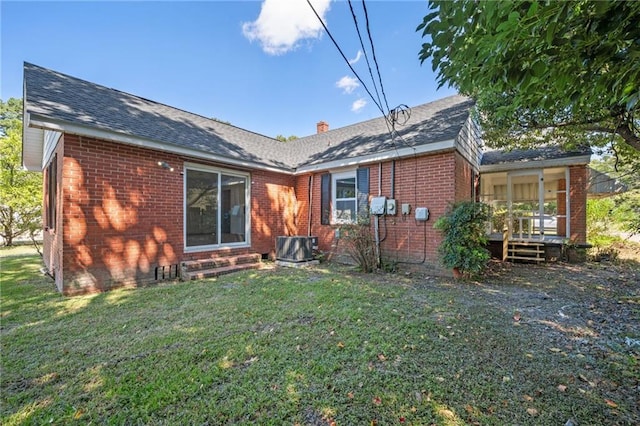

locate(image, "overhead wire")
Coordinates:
306 0 416 155
361 0 390 114
305 0 386 118
347 0 385 117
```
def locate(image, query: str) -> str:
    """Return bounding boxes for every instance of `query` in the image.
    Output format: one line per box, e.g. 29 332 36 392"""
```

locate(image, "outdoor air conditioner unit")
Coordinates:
276 236 314 262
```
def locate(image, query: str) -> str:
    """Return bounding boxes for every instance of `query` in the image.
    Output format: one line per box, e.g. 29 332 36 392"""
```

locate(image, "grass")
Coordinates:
1 247 638 425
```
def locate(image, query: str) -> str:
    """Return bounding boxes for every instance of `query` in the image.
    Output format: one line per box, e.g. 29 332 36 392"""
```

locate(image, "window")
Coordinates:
46 154 57 230
320 168 369 225
333 172 357 223
185 165 249 250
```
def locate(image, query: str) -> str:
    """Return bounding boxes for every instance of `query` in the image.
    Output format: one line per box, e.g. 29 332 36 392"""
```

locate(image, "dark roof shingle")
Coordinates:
24 63 474 171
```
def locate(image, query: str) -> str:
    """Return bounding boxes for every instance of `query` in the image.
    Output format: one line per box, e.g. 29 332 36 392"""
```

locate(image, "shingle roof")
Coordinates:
24 63 291 170
24 63 474 171
480 145 592 166
285 95 474 167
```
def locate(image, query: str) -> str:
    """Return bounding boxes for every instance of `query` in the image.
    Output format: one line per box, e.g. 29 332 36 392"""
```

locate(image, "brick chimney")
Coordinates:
316 121 329 134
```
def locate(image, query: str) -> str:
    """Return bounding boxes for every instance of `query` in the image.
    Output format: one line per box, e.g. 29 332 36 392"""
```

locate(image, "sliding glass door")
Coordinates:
185 165 249 250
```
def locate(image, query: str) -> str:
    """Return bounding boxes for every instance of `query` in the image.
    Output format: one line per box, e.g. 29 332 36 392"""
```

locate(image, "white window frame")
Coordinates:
183 162 251 253
332 170 357 224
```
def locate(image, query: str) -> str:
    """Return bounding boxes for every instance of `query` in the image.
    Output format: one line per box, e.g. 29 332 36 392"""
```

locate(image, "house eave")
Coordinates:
479 155 591 173
26 115 295 175
294 139 456 174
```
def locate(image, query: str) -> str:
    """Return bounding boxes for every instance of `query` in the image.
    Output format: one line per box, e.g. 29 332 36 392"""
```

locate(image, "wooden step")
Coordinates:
507 242 545 263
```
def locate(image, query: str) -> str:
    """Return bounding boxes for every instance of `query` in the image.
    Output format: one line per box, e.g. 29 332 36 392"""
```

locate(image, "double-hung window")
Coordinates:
332 171 357 223
321 168 370 225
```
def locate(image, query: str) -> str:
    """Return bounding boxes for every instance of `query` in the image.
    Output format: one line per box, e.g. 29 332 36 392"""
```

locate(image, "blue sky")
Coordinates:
1 0 455 139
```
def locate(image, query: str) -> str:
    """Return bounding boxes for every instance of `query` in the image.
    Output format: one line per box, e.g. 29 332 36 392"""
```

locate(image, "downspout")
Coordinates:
307 174 313 236
374 162 382 267
391 160 395 199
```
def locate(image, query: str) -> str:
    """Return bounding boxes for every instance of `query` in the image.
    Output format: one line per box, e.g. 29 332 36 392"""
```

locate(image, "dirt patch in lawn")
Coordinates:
345 255 640 423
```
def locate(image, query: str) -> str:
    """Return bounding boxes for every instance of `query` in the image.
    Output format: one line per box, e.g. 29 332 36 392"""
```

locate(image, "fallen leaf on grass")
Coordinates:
605 399 618 408
549 347 562 353
557 384 567 392
347 392 354 399
523 394 534 402
527 408 539 416
377 354 386 361
337 341 345 349
513 312 521 321
372 396 382 405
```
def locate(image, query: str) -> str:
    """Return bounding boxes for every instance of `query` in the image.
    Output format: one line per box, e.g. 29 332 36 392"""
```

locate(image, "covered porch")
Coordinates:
479 147 591 262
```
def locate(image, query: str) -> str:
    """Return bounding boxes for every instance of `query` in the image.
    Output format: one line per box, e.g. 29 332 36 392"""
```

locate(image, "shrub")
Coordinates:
340 223 378 273
433 201 491 277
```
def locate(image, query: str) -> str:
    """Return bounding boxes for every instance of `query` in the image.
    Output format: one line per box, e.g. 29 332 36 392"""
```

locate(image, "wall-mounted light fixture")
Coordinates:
157 161 174 172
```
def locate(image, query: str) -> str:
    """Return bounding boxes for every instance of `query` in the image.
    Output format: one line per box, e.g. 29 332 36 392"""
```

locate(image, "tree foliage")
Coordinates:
0 98 42 246
418 0 640 155
590 155 640 238
275 134 299 142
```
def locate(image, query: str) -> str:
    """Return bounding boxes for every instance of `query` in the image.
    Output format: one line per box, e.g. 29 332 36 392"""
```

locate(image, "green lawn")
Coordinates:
1 247 638 425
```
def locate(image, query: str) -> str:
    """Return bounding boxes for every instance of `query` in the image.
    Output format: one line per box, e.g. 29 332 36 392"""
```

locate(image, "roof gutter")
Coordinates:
27 114 296 175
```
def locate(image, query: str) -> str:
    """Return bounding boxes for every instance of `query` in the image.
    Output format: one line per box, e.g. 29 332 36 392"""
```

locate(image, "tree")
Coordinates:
275 134 299 142
0 98 42 246
590 154 640 238
417 1 640 156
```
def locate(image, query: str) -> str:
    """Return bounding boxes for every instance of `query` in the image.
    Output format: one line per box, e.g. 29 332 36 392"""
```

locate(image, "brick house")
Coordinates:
22 63 590 294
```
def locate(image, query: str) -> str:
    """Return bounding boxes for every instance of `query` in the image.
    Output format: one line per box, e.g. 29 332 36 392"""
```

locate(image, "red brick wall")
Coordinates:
557 178 567 237
60 135 184 294
454 152 475 201
295 150 470 266
569 165 588 243
57 134 299 294
250 170 298 256
54 132 478 292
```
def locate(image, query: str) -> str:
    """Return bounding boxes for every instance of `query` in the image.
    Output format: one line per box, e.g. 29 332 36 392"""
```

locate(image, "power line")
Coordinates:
347 0 384 116
305 0 386 117
306 0 414 155
361 0 390 114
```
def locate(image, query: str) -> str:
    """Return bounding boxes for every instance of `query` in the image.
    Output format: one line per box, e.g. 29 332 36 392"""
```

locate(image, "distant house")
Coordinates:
587 168 628 198
22 63 590 294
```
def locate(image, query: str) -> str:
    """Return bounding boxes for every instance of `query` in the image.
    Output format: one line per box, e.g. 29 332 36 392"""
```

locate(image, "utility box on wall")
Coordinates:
370 196 387 215
415 207 429 221
386 199 397 215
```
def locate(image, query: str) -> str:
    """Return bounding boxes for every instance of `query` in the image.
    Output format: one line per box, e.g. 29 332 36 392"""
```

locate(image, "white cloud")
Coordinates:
351 98 367 113
348 50 363 65
335 76 359 94
242 0 332 55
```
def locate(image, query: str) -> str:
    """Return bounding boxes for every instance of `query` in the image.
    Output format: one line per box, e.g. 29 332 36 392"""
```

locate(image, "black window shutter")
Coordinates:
356 167 370 224
321 173 331 225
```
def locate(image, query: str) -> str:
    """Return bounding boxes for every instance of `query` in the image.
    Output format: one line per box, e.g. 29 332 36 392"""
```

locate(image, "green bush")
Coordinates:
433 201 491 277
